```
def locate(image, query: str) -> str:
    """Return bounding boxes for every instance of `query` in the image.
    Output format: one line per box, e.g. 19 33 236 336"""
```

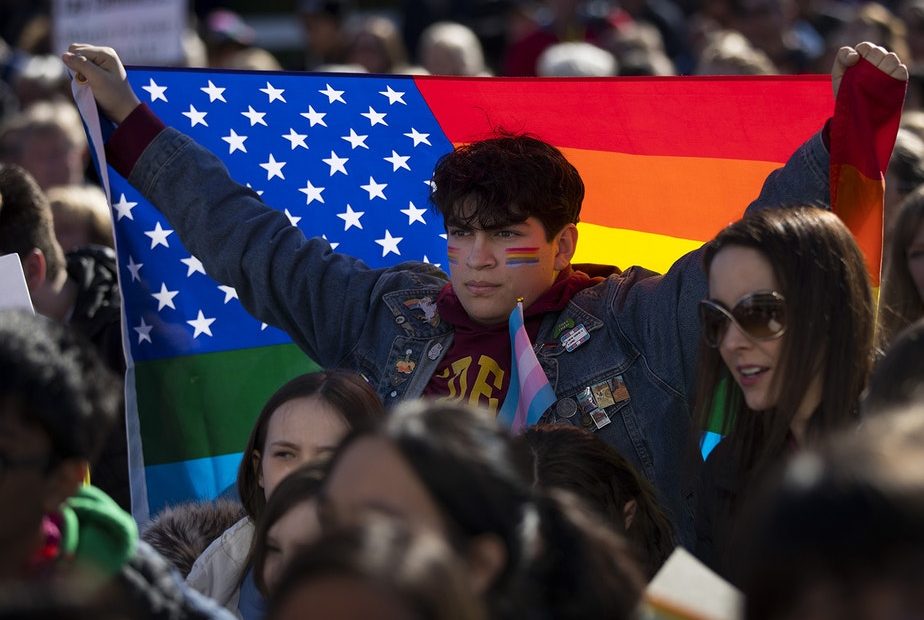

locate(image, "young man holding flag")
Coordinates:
62 42 906 545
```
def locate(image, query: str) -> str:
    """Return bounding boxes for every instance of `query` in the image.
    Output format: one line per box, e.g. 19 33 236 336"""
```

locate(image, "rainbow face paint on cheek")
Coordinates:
447 246 460 265
505 247 541 266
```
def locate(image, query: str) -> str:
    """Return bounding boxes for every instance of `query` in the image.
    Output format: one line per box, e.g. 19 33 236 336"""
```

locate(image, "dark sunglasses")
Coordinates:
698 291 786 347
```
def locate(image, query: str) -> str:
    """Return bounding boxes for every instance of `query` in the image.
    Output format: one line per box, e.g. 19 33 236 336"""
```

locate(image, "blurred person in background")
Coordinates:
728 0 824 72
695 29 777 74
266 514 486 620
864 317 924 415
346 15 413 74
298 0 352 71
883 128 924 249
0 100 88 190
418 21 491 76
740 406 924 620
47 184 113 253
512 423 676 579
536 40 618 75
503 0 615 76
0 164 126 509
322 400 646 619
602 20 676 75
0 309 233 619
201 8 256 69
878 186 924 351
816 2 910 74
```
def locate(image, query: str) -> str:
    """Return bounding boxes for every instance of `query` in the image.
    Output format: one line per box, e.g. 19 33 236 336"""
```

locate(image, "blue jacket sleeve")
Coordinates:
126 127 447 367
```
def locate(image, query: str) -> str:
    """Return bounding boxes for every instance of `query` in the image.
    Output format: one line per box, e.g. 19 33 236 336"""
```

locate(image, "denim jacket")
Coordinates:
127 126 829 547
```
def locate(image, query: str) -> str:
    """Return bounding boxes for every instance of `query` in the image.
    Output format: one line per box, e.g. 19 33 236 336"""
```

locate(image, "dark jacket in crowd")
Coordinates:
66 245 130 512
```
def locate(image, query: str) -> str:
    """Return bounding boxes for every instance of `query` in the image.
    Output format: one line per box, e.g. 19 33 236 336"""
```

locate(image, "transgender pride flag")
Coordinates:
497 300 556 433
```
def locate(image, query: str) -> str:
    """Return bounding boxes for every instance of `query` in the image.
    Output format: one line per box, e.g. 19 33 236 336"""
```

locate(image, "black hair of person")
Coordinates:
323 400 646 619
266 513 486 620
430 133 584 240
512 423 675 579
863 317 924 415
252 462 327 596
739 407 924 620
0 309 119 463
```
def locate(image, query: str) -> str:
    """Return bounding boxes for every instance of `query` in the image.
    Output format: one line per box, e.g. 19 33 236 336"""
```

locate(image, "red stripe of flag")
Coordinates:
830 59 906 286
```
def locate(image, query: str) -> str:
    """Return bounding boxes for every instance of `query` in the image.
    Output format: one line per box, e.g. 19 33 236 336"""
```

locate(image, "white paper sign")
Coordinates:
641 547 743 620
52 0 188 66
0 253 35 314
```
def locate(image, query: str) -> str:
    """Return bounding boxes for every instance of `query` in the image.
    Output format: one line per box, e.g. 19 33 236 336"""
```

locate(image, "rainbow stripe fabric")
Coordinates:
829 58 906 286
76 68 841 520
504 247 541 265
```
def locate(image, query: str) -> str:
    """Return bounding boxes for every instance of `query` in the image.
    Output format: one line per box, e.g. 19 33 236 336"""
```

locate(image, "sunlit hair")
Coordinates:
418 21 487 76
512 424 675 579
431 134 583 240
878 186 924 350
47 184 113 251
236 369 384 522
694 206 874 477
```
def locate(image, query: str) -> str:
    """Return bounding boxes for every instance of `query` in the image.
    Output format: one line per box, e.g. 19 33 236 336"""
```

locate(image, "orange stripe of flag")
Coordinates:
561 147 780 242
830 58 906 286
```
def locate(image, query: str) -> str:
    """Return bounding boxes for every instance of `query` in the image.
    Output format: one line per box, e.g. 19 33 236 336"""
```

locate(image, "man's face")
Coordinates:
446 215 574 325
19 130 84 190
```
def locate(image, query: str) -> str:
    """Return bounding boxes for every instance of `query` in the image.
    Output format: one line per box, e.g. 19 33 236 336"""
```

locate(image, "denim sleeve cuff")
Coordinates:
105 103 166 178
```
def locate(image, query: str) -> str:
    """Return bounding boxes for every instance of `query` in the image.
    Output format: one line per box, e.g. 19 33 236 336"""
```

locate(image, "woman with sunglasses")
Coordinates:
692 206 875 579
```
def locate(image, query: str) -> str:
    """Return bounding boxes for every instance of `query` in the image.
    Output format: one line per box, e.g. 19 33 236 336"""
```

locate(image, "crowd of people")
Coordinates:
0 0 923 618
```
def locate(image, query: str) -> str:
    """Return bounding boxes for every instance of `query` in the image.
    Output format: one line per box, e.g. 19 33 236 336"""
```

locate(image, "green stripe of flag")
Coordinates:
135 343 320 466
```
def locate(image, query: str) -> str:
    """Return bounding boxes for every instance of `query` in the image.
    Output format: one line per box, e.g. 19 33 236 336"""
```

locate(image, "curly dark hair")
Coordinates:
430 134 584 240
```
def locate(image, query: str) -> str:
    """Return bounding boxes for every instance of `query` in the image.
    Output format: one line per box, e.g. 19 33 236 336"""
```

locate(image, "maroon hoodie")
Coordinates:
422 266 605 414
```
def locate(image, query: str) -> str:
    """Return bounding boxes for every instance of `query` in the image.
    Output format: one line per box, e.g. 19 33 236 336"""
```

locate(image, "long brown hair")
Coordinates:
694 207 875 481
879 186 924 350
237 369 384 522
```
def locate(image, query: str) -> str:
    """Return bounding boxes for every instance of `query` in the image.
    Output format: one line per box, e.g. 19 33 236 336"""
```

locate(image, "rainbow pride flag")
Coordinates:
76 69 838 521
830 59 906 286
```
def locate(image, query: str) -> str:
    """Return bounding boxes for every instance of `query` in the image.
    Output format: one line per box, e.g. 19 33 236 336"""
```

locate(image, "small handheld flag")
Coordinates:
497 298 557 434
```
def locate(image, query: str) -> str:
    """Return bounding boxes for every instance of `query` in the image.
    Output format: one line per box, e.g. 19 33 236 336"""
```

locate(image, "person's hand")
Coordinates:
61 44 141 124
832 41 908 100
